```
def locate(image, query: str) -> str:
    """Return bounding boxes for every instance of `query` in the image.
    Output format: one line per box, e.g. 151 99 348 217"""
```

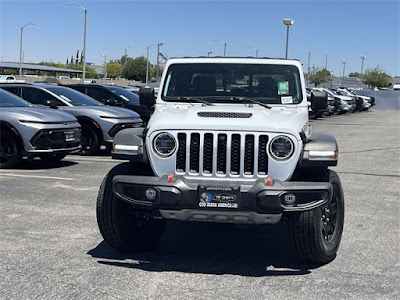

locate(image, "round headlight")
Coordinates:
153 132 176 157
269 135 294 160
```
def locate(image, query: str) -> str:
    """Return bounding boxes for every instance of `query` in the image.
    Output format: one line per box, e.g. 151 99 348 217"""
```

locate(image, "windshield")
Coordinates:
0 89 31 107
162 63 303 105
106 86 140 104
46 86 102 106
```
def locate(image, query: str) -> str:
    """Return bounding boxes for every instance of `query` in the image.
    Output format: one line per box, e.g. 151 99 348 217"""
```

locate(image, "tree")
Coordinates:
348 72 362 79
122 56 148 81
363 66 391 89
308 67 331 87
106 62 122 78
120 54 128 66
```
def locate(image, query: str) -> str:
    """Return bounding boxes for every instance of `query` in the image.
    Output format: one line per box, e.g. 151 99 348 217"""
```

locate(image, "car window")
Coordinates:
0 89 31 107
86 87 118 104
46 86 102 106
1 86 20 96
106 86 139 104
21 87 65 106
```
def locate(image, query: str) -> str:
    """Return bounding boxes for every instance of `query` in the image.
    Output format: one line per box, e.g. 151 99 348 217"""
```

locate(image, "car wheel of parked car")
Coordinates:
80 126 100 156
39 153 67 162
96 162 166 252
0 132 21 169
289 169 344 265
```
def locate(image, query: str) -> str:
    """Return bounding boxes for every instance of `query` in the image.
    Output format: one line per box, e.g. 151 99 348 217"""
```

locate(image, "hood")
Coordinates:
336 95 354 101
147 104 309 140
1 107 77 123
60 105 140 119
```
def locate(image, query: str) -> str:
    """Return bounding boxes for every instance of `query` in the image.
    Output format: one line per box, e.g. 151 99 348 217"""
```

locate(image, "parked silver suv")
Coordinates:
0 89 80 168
0 83 143 155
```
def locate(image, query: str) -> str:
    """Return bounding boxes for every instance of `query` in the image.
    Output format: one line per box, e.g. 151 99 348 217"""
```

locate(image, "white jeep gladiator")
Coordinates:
97 57 344 265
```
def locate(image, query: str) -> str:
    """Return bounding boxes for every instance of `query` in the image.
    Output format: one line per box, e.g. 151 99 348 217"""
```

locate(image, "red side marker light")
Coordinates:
168 174 174 183
266 177 273 186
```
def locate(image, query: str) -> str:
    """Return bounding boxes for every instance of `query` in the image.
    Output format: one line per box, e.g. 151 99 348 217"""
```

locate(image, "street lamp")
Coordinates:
253 48 259 57
19 23 35 80
156 42 164 82
146 44 155 84
101 54 107 79
213 40 227 57
307 49 312 85
207 51 213 57
283 18 294 59
360 55 366 75
342 61 346 77
125 46 130 57
68 3 87 83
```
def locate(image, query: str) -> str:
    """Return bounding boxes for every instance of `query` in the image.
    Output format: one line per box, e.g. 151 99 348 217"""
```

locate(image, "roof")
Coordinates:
0 62 82 73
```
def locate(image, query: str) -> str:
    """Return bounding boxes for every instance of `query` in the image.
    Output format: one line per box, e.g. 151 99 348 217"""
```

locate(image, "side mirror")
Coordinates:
45 99 58 109
139 87 156 107
311 90 328 111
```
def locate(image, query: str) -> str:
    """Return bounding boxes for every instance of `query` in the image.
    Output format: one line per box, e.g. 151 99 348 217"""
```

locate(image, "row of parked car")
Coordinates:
0 82 155 168
307 87 375 118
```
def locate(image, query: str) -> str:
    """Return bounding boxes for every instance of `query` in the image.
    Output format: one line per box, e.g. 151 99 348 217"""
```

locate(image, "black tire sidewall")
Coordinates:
0 132 21 169
80 126 100 156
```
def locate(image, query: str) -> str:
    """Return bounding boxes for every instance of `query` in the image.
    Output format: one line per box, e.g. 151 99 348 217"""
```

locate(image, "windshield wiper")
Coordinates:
175 96 214 106
224 97 272 109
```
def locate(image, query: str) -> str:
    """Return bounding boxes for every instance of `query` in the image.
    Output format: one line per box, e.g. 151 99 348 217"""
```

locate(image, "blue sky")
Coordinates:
1 0 399 76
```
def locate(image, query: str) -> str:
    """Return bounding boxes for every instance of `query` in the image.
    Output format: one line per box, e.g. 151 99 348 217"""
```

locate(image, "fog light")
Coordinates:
284 193 296 205
145 188 157 201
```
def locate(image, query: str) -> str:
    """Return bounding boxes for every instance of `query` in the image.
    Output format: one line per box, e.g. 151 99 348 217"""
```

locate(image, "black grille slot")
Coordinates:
230 134 241 175
176 133 186 172
203 133 213 174
217 134 227 174
198 112 252 118
190 133 200 173
244 135 255 175
258 135 269 175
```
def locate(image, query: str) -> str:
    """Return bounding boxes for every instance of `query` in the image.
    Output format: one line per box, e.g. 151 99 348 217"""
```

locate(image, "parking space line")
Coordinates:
0 174 74 181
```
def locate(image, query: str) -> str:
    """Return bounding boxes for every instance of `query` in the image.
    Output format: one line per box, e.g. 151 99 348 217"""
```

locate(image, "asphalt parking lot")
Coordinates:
1 108 399 299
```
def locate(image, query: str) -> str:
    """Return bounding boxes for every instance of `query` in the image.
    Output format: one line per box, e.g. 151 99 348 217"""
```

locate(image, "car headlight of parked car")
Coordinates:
268 135 294 160
153 132 177 157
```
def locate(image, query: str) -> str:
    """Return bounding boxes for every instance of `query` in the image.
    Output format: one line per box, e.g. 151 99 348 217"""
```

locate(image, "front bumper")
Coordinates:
113 175 333 225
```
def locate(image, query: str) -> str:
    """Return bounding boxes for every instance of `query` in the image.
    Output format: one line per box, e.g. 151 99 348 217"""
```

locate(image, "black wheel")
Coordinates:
289 170 344 265
39 153 67 162
0 132 21 169
97 162 166 252
80 126 100 156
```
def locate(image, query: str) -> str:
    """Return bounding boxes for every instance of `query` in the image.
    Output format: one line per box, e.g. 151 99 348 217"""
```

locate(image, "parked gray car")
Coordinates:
0 89 81 168
0 83 143 155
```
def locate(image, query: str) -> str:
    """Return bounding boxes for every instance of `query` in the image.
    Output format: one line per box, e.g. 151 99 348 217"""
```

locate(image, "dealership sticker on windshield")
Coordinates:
281 96 293 104
278 81 289 95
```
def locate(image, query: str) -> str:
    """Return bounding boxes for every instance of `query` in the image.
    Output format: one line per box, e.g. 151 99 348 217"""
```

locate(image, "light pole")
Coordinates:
307 49 311 86
213 40 227 56
254 48 259 57
125 46 130 57
68 3 87 83
360 55 366 75
146 44 155 84
283 18 294 59
342 61 346 77
207 51 213 57
324 54 328 87
101 54 107 79
156 42 164 82
19 23 35 80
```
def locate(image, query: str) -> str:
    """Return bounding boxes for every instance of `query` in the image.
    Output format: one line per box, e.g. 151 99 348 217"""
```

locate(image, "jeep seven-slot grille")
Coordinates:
175 132 268 176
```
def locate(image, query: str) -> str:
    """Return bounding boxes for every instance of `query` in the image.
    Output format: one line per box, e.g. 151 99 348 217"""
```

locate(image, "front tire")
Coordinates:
80 126 100 156
0 132 21 169
97 162 166 252
289 170 344 265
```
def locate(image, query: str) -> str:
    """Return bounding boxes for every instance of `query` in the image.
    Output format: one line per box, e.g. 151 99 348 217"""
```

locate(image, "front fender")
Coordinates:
111 127 147 162
301 133 338 167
